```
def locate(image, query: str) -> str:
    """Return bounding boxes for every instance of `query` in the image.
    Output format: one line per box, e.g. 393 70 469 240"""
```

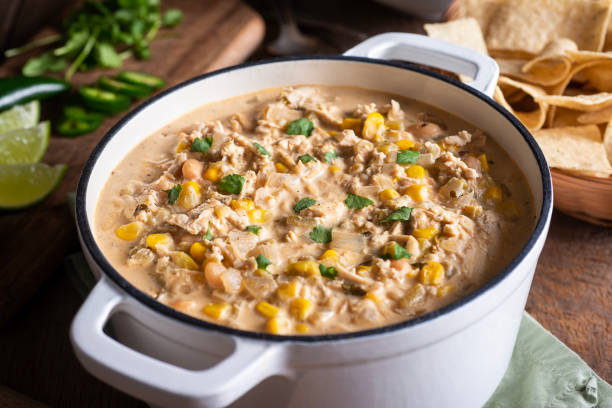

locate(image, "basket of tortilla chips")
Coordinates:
425 0 612 226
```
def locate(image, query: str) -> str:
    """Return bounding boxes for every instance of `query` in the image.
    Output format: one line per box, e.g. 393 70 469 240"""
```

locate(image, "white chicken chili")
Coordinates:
95 85 535 335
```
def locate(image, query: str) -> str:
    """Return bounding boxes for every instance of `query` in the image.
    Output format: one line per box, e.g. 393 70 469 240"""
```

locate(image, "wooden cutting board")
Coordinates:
0 0 265 326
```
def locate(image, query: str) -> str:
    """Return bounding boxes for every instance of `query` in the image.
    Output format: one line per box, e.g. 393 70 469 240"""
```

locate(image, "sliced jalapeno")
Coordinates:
63 105 106 122
78 86 130 114
98 76 152 98
117 71 165 90
55 116 101 137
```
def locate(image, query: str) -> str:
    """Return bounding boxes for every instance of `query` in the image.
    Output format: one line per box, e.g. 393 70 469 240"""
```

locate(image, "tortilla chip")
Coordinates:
517 39 576 86
534 125 612 177
456 0 505 34
485 0 612 54
567 50 612 64
424 18 489 55
604 121 612 164
551 108 583 127
494 76 549 130
577 105 612 124
535 92 612 112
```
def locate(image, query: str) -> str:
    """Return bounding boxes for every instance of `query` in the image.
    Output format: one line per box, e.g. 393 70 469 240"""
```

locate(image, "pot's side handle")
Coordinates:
344 33 499 97
70 278 284 408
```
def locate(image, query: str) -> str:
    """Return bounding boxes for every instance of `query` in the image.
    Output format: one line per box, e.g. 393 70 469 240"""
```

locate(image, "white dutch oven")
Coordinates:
72 33 553 408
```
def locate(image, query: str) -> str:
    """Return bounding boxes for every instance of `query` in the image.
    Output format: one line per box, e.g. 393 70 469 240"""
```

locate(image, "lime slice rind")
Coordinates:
0 101 40 134
0 122 50 165
0 163 67 209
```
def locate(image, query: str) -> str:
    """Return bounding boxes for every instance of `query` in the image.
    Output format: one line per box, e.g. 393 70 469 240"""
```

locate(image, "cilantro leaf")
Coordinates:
94 42 122 68
310 225 332 244
345 193 374 209
324 150 338 163
397 150 419 164
162 184 182 204
256 254 272 271
286 118 314 137
22 52 67 76
293 197 316 213
253 142 270 156
319 264 338 280
163 9 183 27
191 137 213 153
298 154 316 164
380 207 413 223
342 283 366 297
218 174 245 194
382 242 412 260
203 224 213 241
246 225 261 235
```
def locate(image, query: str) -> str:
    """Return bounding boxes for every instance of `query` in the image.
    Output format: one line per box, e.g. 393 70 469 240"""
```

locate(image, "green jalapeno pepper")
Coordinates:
98 76 152 98
117 71 165 90
0 76 70 112
78 86 130 114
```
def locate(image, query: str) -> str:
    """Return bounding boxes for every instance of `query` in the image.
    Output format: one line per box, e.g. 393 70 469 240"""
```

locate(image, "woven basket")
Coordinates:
551 170 612 227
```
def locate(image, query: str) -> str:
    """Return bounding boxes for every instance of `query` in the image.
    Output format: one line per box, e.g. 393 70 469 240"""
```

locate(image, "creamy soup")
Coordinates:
95 85 535 335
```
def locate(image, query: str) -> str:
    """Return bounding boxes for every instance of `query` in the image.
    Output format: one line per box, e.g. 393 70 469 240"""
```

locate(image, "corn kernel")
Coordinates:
296 323 309 333
256 301 279 318
203 303 229 319
379 188 400 201
290 297 312 320
392 176 400 184
189 242 206 263
377 143 394 154
405 164 426 179
115 222 142 241
214 205 230 219
436 285 453 298
396 139 415 150
320 249 338 260
406 268 418 278
420 261 444 286
485 186 503 202
462 204 483 218
382 242 398 258
386 120 403 130
329 165 341 174
146 233 171 251
266 317 280 334
275 162 288 173
365 292 379 302
356 265 372 275
203 166 219 182
171 251 199 271
363 112 385 140
497 200 520 218
479 154 490 172
328 130 338 136
412 227 438 239
248 208 267 223
405 184 427 202
178 181 201 210
289 260 319 277
231 198 255 211
175 141 189 153
277 281 298 300
341 117 362 133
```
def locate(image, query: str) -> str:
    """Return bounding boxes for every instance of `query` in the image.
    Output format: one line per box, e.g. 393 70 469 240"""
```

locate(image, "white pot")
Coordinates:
72 33 553 408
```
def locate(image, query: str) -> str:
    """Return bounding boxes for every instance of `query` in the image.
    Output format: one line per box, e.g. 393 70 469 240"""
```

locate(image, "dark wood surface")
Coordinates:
0 1 610 406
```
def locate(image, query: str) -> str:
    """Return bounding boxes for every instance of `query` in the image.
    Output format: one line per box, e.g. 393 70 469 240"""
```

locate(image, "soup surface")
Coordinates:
95 85 535 335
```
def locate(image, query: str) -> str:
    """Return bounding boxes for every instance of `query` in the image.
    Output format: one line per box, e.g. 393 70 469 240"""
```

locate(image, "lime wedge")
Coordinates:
0 122 50 164
0 163 67 209
0 101 40 134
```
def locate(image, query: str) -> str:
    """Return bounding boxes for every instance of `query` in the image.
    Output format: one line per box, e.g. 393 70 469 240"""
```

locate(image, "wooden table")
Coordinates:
0 0 610 406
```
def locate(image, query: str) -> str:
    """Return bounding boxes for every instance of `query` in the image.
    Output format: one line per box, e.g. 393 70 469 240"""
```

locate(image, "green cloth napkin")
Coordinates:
64 253 611 408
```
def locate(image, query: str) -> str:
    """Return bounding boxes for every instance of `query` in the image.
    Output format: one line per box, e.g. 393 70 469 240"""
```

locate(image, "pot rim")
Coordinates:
76 55 552 343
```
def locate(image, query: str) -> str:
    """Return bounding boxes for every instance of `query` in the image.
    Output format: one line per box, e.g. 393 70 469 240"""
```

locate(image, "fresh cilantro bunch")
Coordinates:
10 0 183 80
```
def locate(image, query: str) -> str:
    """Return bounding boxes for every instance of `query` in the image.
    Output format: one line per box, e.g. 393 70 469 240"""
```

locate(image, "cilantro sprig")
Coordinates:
345 193 374 209
256 254 272 271
203 224 213 241
298 154 316 164
324 150 338 163
246 225 261 235
382 242 412 260
286 118 314 137
319 264 338 280
380 207 413 223
218 174 245 194
293 197 316 213
397 150 419 164
310 225 332 244
162 184 181 204
191 137 213 153
253 142 270 156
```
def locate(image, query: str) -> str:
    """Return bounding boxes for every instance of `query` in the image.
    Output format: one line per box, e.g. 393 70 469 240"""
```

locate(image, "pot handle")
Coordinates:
70 278 284 408
344 33 499 97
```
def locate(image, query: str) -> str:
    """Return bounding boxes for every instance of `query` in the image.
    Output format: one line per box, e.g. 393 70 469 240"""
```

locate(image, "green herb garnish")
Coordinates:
162 9 184 27
203 224 213 241
191 137 213 153
381 242 412 260
293 197 316 213
162 184 181 204
342 283 366 297
298 154 316 164
324 150 338 163
345 193 374 209
246 225 261 235
397 150 420 164
218 174 245 194
256 254 272 271
310 225 332 244
286 118 314 137
319 264 338 280
253 142 270 156
380 207 413 223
